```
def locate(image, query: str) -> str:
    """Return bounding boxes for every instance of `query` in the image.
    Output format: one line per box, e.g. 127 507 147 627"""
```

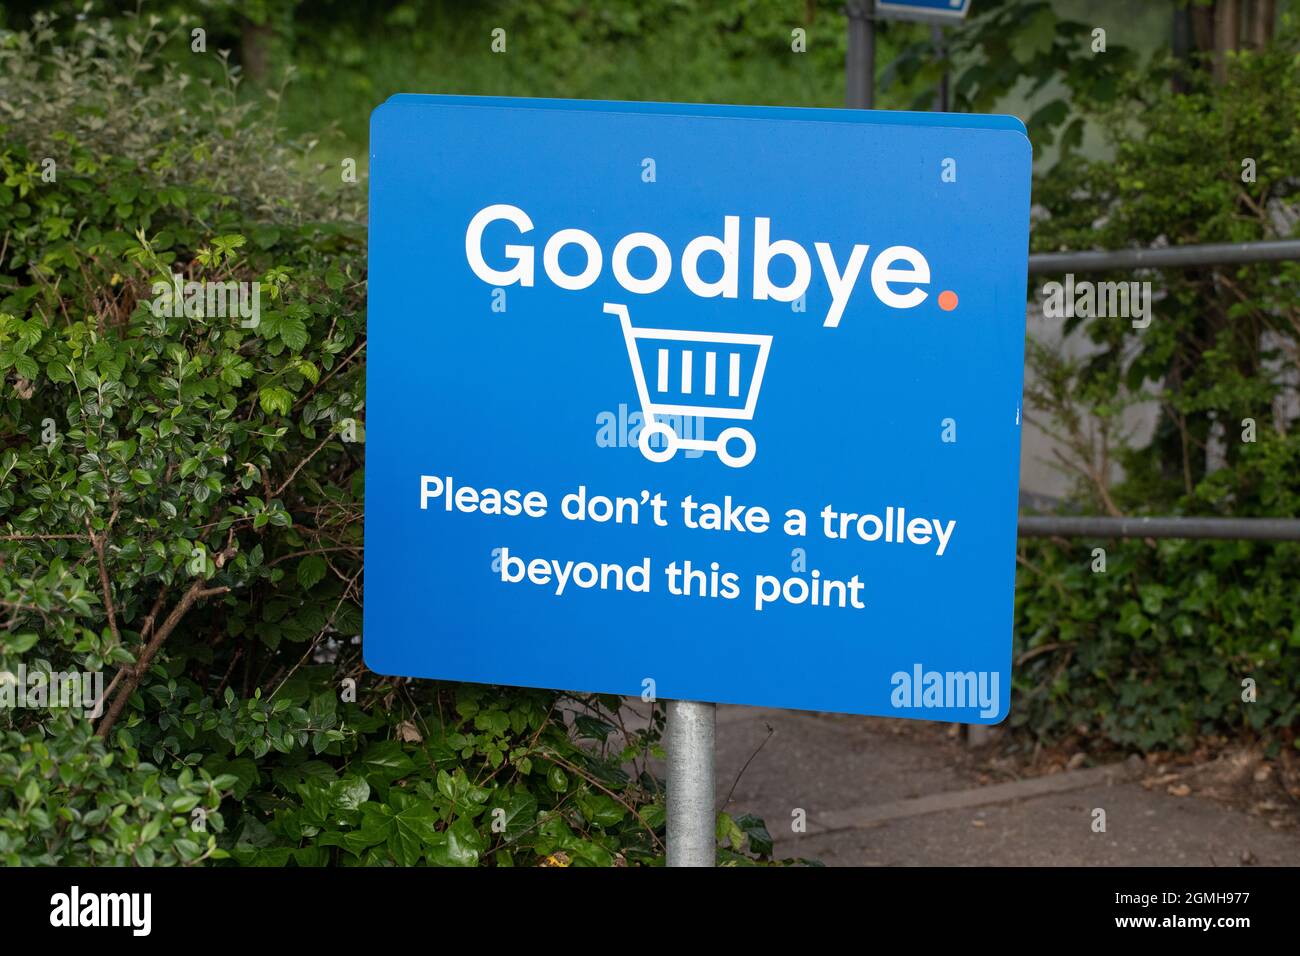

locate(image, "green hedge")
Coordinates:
1013 16 1300 753
0 13 774 867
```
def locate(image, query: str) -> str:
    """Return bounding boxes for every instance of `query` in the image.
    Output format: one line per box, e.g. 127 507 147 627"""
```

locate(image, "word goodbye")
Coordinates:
466 204 939 327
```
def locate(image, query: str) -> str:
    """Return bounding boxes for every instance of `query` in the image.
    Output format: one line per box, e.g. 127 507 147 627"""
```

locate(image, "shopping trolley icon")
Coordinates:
604 302 773 468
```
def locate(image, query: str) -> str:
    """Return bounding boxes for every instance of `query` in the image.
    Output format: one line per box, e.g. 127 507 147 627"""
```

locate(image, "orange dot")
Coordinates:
938 290 958 311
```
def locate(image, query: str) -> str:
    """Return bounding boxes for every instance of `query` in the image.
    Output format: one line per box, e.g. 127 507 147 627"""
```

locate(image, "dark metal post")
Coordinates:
931 24 949 111
846 0 876 109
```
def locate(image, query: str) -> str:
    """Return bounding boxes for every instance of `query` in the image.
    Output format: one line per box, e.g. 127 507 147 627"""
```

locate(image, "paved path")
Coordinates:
709 705 1300 866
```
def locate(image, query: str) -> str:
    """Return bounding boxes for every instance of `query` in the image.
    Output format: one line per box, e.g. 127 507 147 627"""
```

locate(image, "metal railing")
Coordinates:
1019 516 1300 541
1020 237 1300 542
1028 239 1300 275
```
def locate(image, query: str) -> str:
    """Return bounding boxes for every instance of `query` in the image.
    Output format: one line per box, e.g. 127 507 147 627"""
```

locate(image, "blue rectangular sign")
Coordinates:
876 0 972 23
365 95 1030 721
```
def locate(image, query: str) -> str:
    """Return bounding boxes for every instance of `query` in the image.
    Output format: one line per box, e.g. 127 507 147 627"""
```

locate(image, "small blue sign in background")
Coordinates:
365 96 1030 721
876 0 973 23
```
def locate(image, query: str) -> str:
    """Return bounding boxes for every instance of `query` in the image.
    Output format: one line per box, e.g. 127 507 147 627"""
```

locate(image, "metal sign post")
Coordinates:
932 24 950 112
852 0 968 112
665 700 716 867
845 0 876 109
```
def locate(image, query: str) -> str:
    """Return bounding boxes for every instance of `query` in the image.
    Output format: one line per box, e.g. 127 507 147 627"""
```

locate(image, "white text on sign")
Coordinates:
464 204 937 327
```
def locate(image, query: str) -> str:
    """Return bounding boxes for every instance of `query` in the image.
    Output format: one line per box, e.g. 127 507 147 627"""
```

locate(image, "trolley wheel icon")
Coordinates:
715 426 757 469
638 420 678 464
605 302 772 470
638 422 757 468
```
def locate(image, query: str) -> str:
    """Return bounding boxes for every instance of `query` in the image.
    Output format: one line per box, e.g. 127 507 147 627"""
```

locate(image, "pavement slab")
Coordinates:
710 705 1300 866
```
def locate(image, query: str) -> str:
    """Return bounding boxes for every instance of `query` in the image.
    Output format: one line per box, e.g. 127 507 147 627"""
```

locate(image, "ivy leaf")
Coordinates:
360 741 414 782
329 775 370 812
439 818 485 867
389 804 440 866
578 793 625 828
1011 6 1057 63
492 792 538 842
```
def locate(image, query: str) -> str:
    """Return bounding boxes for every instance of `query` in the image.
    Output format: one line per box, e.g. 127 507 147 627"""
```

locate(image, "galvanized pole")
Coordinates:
846 0 876 109
665 699 716 867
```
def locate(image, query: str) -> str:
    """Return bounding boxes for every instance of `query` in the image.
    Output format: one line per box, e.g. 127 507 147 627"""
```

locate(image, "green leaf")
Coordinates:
278 314 308 351
446 818 486 865
170 793 201 813
436 769 456 802
578 793 625 828
640 803 666 830
14 353 38 380
494 791 538 841
297 554 327 590
1011 7 1057 62
546 766 568 793
5 632 39 653
258 386 293 416
389 804 440 866
329 775 371 812
1027 99 1069 135
360 741 415 781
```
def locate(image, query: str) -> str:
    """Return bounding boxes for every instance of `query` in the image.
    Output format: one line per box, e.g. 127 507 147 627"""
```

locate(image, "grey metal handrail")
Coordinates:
1019 516 1300 541
1028 239 1300 275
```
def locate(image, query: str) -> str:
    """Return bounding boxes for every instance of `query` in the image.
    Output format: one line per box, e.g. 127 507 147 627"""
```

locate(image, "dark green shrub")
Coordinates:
1015 18 1300 752
0 12 774 867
